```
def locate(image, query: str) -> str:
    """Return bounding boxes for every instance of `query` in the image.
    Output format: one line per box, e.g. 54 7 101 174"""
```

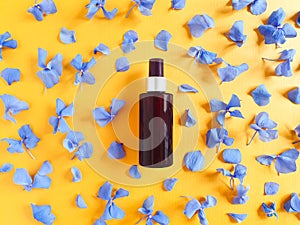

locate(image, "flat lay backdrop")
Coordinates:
0 0 300 224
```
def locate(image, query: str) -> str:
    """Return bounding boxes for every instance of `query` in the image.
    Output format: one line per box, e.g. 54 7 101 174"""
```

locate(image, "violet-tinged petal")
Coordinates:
250 0 267 15
222 148 242 164
116 57 130 72
59 27 76 44
187 14 215 38
71 166 82 182
267 8 286 27
31 203 56 225
97 181 112 200
264 182 279 195
184 109 196 127
94 43 110 55
108 141 125 159
178 84 198 93
288 87 300 104
0 163 13 173
129 165 141 179
152 210 170 225
228 213 247 223
232 0 252 10
251 84 271 106
13 168 32 186
295 125 300 138
154 30 172 51
226 20 247 47
275 60 293 77
18 124 40 150
171 0 186 9
256 155 276 166
184 198 201 219
227 94 241 109
163 178 178 191
1 68 20 85
184 150 204 171
216 111 226 126
76 194 88 208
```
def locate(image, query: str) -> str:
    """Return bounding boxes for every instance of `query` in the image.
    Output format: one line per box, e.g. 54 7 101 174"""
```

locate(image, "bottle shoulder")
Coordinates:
140 92 173 98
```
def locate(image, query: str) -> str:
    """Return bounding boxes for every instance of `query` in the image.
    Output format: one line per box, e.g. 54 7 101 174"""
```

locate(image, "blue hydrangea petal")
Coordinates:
184 109 196 127
137 5 152 16
102 7 118 19
222 148 242 164
227 94 241 109
122 30 138 53
129 165 141 179
275 149 299 174
171 0 186 9
187 46 201 57
198 209 208 225
264 182 279 195
0 163 13 173
232 185 250 204
97 181 113 200
282 23 297 38
187 14 215 38
38 161 53 176
290 193 300 212
114 188 129 199
216 111 226 126
184 198 201 219
295 125 300 137
275 61 293 77
32 174 52 189
163 178 178 191
109 202 125 219
228 213 248 223
233 164 247 184
178 84 198 93
93 218 107 225
116 57 130 72
110 98 126 116
267 8 286 27
63 131 84 152
86 0 101 19
218 63 249 82
75 142 93 161
81 71 96 85
154 30 172 51
93 107 112 127
216 168 231 177
39 0 57 14
196 48 218 64
38 48 47 68
1 68 20 85
184 150 204 172
250 0 267 15
256 155 276 166
251 84 271 106
31 204 56 225
71 54 83 71
18 124 40 149
202 195 217 208
227 20 247 47
258 130 278 142
279 49 296 61
28 6 44 21
209 99 226 112
1 138 23 153
206 128 220 148
297 12 300 26
139 195 154 215
258 25 277 44
223 136 234 146
152 210 170 225
13 168 32 186
94 43 111 55
59 27 76 44
255 112 277 129
71 166 82 182
108 141 125 159
229 110 244 119
37 69 60 89
76 194 88 208
262 203 278 219
232 0 252 10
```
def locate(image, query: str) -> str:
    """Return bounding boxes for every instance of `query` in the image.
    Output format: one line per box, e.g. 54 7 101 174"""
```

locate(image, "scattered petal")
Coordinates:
188 46 220 65
222 149 242 164
75 142 93 161
233 185 250 204
171 0 186 9
226 20 247 47
0 32 18 61
288 87 300 104
0 163 13 173
76 194 88 208
218 63 248 83
28 0 57 21
228 213 247 223
1 68 20 85
126 0 156 17
163 178 178 191
184 109 196 127
184 150 204 172
31 203 56 225
178 84 198 93
264 182 279 195
94 43 110 55
262 202 278 219
250 0 267 15
297 11 300 26
121 30 138 53
59 27 76 44
154 30 172 51
206 128 234 151
129 165 141 179
108 141 125 159
86 0 118 19
116 57 130 72
71 167 82 182
284 193 300 213
251 84 271 106
187 14 215 38
71 54 96 85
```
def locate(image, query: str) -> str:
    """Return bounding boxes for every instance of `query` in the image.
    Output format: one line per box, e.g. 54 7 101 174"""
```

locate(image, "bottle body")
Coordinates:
139 92 173 168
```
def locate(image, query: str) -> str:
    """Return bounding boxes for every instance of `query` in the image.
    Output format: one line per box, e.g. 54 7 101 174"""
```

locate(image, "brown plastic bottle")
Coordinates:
139 58 173 168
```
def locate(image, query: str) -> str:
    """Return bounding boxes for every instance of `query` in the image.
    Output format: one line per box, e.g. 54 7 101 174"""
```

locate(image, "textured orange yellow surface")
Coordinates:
0 0 300 224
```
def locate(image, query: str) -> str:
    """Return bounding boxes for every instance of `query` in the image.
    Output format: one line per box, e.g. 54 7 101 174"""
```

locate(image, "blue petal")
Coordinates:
0 163 13 173
255 112 277 129
178 84 198 93
290 193 300 212
49 117 58 134
1 68 20 85
229 110 244 119
139 195 154 214
93 218 107 225
184 198 201 219
275 149 299 174
129 165 141 179
76 194 88 208
233 164 247 184
110 98 126 116
83 57 96 71
202 195 217 208
108 141 125 159
275 61 293 77
71 166 82 182
18 124 40 149
116 57 130 72
258 129 278 142
163 178 178 191
1 138 23 153
122 30 138 53
206 128 220 148
198 209 208 225
258 25 277 44
267 8 286 27
227 20 247 47
262 203 278 218
232 0 252 10
184 150 204 172
71 54 83 71
93 107 112 127
265 182 279 195
102 7 118 19
75 142 93 161
228 213 248 223
86 0 101 19
215 110 225 125
232 185 250 204
59 99 74 116
28 6 44 21
187 14 215 38
0 94 29 123
63 131 84 152
59 27 76 44
222 148 242 164
250 0 267 15
114 188 129 199
282 23 297 38
109 202 125 219
184 109 196 127
152 210 170 225
13 168 32 186
94 43 111 55
279 49 296 61
171 0 186 9
97 181 112 200
38 161 53 176
37 69 60 89
80 71 96 85
251 84 271 106
295 124 300 137
196 48 218 64
216 168 231 177
32 174 52 189
218 63 249 82
47 53 63 75
154 30 172 51
39 0 57 14
38 48 47 68
31 204 56 225
209 99 226 112
256 155 276 166
227 94 241 108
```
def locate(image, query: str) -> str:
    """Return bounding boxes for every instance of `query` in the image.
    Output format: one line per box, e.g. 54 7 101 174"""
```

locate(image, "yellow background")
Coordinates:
0 0 300 224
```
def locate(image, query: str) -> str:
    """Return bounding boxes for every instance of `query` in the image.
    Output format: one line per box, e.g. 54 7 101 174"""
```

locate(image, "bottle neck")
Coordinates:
147 77 166 92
